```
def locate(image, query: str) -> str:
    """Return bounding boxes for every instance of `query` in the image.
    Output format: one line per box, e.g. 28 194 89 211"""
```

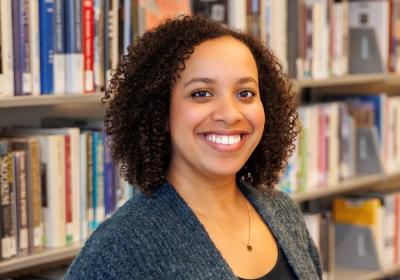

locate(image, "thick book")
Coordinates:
39 135 66 248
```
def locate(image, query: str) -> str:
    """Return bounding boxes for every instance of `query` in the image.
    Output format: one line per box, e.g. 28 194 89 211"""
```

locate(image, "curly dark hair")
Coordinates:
103 15 298 196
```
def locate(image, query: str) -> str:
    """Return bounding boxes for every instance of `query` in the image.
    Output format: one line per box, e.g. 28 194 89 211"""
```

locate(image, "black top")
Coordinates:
237 247 297 280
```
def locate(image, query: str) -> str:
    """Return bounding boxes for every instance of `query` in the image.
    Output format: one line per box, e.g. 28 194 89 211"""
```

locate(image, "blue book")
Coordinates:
65 0 83 94
103 132 114 217
39 0 55 95
92 131 105 229
53 0 65 94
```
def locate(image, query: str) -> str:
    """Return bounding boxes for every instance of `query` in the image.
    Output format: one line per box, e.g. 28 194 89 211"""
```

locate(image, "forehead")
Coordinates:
179 36 258 80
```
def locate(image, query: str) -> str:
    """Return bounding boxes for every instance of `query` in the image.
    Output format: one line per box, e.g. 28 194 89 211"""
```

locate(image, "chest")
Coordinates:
197 209 280 279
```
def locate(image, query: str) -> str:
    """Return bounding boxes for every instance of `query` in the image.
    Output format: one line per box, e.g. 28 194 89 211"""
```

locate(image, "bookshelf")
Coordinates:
0 93 104 108
0 243 82 276
1 0 400 279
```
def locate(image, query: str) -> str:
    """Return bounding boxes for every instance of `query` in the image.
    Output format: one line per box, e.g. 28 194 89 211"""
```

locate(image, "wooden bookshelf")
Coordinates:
335 265 400 280
294 73 400 88
0 243 82 276
0 93 104 108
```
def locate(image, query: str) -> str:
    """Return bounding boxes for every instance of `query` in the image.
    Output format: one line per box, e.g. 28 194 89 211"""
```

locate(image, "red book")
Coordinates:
82 0 94 93
65 135 72 245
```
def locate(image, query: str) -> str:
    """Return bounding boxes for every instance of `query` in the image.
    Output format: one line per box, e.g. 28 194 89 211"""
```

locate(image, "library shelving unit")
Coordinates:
0 74 399 279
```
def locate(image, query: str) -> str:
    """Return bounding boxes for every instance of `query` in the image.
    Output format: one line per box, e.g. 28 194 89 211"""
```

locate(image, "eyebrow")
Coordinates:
183 77 258 88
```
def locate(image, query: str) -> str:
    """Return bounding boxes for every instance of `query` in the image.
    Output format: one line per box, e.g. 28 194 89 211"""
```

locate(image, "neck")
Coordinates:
166 162 244 217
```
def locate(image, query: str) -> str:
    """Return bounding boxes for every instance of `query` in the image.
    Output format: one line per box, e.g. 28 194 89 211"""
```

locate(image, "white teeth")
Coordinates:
205 134 241 145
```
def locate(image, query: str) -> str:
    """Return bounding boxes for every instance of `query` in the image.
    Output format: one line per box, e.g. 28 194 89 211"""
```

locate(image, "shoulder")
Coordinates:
65 191 167 280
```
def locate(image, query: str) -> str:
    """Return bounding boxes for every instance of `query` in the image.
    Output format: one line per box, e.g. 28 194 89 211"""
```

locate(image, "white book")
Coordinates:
40 135 66 248
271 0 288 72
0 0 14 97
327 103 339 186
228 0 246 31
29 0 40 96
312 0 329 79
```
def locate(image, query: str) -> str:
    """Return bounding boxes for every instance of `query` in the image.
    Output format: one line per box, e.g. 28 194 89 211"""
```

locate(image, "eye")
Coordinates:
237 90 256 99
191 90 212 98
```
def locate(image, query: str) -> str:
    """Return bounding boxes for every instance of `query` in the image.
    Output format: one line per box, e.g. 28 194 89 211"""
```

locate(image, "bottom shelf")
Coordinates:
335 265 400 280
0 242 82 276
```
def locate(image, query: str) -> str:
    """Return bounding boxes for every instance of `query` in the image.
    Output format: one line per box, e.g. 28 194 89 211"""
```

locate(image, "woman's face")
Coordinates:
168 36 265 180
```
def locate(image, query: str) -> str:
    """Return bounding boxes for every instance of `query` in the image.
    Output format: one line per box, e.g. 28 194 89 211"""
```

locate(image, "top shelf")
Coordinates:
0 74 399 108
293 73 400 88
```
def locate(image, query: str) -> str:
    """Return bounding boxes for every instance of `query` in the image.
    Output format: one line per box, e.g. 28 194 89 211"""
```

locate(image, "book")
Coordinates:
13 150 28 255
39 0 54 94
65 0 84 94
53 0 66 95
0 0 14 97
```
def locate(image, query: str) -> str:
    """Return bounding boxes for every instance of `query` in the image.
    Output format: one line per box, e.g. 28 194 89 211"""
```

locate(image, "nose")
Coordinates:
211 95 243 125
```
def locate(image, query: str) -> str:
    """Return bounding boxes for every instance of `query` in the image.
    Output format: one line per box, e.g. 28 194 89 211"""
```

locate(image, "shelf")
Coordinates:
335 265 400 280
291 172 400 203
0 243 82 276
294 73 400 88
0 93 104 108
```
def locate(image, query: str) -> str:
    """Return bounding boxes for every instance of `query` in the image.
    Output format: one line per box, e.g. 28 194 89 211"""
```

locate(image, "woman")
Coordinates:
66 16 321 280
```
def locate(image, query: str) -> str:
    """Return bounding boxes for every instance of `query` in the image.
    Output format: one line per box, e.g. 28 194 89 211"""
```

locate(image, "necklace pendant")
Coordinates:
247 245 252 251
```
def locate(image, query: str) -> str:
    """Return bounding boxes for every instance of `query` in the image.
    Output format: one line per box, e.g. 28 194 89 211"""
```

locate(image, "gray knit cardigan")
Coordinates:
65 181 322 279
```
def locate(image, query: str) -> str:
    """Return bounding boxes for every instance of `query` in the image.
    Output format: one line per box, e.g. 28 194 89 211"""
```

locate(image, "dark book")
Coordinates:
191 0 228 24
13 150 28 255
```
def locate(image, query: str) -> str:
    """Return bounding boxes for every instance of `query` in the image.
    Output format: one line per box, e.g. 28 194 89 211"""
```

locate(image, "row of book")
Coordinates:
2 0 398 98
279 94 400 194
305 190 400 279
0 128 134 260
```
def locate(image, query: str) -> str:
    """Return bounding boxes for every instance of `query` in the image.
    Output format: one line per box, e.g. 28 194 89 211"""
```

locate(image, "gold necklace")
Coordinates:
195 196 252 252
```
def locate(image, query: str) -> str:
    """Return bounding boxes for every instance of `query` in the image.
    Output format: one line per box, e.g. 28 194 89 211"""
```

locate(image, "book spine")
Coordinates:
95 131 105 226
53 0 65 94
70 129 81 243
39 0 54 95
64 135 73 245
8 153 18 257
29 0 40 96
79 133 88 241
1 155 15 259
12 1 24 96
103 132 113 218
14 151 28 255
103 0 110 88
21 0 32 95
82 0 95 93
97 0 105 91
30 140 42 252
93 0 101 91
87 132 94 232
0 0 14 97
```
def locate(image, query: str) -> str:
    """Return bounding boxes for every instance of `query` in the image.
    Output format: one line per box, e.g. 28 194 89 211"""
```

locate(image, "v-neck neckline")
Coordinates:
157 180 293 279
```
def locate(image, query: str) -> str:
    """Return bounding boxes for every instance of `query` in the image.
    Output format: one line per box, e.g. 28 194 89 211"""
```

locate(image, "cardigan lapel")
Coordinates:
239 183 320 280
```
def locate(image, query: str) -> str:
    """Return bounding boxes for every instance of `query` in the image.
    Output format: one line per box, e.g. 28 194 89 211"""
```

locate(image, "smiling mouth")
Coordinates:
203 133 244 146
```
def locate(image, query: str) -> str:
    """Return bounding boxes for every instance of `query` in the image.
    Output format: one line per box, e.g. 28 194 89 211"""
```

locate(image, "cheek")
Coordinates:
169 101 208 133
247 104 266 134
